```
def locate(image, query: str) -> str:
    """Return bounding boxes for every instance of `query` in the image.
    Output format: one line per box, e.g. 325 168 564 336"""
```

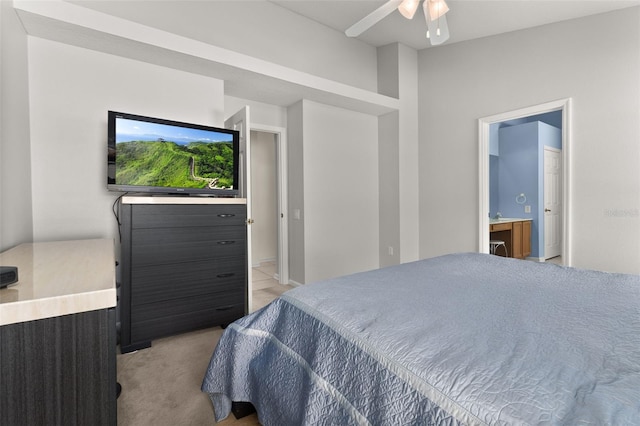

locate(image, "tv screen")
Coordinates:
107 111 239 196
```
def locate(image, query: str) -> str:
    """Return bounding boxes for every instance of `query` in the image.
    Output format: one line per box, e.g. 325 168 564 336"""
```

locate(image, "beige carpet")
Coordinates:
117 264 293 425
117 326 260 425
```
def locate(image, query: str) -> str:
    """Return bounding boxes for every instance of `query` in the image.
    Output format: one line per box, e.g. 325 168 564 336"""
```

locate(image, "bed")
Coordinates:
201 253 640 424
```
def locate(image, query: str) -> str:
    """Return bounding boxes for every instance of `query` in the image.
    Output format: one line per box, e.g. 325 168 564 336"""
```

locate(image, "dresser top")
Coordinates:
0 239 116 326
123 195 247 205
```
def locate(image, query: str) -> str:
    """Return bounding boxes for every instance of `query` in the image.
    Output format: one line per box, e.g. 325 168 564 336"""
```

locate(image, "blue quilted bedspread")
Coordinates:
202 253 640 425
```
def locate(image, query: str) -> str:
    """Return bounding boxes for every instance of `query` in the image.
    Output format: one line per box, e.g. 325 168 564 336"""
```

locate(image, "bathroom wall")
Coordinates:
495 121 561 258
488 111 561 219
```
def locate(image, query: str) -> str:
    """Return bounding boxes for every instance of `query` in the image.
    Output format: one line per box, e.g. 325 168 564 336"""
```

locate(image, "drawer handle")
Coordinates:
217 240 236 245
215 305 234 311
216 273 235 278
217 214 236 218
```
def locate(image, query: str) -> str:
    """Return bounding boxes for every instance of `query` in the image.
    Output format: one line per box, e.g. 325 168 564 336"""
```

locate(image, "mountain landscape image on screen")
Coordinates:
115 139 234 190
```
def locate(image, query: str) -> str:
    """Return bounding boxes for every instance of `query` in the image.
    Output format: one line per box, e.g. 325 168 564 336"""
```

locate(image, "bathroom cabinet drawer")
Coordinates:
490 222 512 232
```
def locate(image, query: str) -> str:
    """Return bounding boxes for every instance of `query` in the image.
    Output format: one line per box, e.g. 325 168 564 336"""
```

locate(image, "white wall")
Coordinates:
71 0 379 93
418 8 640 274
378 110 400 268
0 1 33 251
301 100 379 283
377 43 420 267
377 44 401 268
27 37 225 243
287 102 305 284
396 44 420 264
224 96 287 130
9 1 391 286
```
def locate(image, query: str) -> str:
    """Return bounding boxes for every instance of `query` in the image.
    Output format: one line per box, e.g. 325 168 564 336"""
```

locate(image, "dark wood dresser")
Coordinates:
119 196 247 353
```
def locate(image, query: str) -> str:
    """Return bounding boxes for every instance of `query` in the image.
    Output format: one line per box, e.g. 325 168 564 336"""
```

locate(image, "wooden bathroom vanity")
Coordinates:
489 218 532 259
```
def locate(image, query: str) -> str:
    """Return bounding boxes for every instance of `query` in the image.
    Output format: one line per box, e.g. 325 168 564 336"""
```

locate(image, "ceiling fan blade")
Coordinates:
345 0 403 37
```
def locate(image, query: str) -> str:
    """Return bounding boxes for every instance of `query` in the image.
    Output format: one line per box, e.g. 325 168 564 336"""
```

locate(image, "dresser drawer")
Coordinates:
131 204 246 229
132 291 244 324
131 302 244 342
131 258 245 305
131 226 245 266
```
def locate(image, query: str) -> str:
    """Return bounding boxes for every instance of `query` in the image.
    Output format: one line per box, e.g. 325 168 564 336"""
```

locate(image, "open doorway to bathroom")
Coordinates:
489 111 562 262
479 99 572 266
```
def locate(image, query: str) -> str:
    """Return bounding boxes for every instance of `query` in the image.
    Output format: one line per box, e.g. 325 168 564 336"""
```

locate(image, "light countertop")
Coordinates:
0 239 116 326
489 218 533 225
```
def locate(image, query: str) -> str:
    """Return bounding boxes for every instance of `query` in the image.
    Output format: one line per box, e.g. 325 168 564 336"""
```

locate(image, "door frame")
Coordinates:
478 98 572 266
251 123 289 285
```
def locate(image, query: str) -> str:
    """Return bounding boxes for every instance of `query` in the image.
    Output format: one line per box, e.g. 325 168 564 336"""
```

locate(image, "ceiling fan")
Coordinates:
345 0 450 46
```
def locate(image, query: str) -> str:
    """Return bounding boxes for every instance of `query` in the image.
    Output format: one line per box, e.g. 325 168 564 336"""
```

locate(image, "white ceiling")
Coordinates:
272 0 640 50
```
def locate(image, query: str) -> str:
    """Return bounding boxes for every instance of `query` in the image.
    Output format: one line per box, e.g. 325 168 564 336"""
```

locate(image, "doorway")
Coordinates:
250 125 289 286
227 106 289 313
489 112 562 261
251 130 278 268
479 99 572 266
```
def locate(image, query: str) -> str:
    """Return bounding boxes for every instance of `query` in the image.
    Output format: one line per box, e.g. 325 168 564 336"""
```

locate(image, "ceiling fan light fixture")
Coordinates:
423 0 450 45
427 0 449 21
398 0 420 19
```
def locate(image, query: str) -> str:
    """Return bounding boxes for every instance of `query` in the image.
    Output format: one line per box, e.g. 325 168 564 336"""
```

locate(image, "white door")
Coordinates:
225 107 253 312
544 147 562 259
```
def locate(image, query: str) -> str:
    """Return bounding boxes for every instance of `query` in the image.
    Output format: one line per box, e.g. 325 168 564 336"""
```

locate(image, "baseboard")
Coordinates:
288 279 303 287
252 257 276 268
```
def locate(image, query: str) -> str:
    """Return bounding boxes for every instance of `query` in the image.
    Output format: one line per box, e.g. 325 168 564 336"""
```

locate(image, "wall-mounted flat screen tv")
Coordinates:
107 111 239 197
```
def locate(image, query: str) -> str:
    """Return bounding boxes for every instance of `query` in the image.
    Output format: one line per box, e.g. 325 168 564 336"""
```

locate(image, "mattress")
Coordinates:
202 253 640 424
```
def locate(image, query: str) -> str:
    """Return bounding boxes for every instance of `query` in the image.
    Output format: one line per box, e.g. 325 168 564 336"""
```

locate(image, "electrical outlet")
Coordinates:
524 205 531 213
388 246 394 256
